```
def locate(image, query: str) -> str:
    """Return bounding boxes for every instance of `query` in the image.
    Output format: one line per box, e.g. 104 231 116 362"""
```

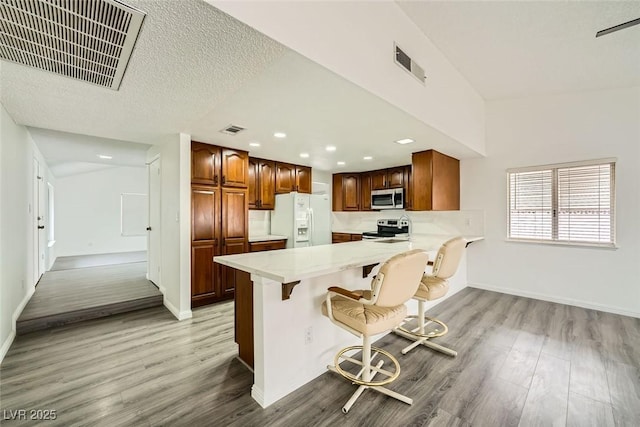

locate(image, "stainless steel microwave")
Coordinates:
371 188 404 210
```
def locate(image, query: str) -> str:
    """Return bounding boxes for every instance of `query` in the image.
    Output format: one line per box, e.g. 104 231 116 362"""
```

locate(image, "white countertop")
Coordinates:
215 234 483 283
248 235 288 243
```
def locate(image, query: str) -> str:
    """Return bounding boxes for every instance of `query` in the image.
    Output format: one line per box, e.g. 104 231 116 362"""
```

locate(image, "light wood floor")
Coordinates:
50 251 147 271
2 288 639 426
17 262 162 334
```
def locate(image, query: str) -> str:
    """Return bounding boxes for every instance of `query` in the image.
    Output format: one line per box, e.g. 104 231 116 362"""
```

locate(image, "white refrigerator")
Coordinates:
271 192 331 248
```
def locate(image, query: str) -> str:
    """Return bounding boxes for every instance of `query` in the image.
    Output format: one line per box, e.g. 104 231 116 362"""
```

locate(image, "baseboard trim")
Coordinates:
251 385 266 408
0 330 16 364
469 282 640 319
1 285 36 364
163 297 192 321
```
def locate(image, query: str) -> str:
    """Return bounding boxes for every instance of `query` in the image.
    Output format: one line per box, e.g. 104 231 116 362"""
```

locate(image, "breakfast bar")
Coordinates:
214 235 482 408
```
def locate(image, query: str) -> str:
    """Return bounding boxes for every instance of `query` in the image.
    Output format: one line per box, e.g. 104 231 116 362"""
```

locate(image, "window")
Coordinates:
507 159 615 247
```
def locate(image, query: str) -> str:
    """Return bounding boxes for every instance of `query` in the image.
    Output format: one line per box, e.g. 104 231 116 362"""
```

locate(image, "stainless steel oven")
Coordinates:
371 188 404 210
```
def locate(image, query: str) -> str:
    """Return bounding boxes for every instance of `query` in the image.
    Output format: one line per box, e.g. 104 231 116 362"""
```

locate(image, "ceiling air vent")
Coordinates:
394 43 426 84
220 125 246 135
0 0 146 90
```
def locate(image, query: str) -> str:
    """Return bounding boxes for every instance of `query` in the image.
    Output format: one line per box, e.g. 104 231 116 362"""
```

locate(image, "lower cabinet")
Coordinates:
191 243 221 306
249 240 287 252
236 239 286 369
332 232 362 243
234 270 253 368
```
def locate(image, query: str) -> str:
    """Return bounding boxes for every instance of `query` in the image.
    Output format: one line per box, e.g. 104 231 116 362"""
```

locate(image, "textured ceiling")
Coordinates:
0 0 287 144
9 1 637 174
0 0 476 173
397 1 640 100
188 51 478 172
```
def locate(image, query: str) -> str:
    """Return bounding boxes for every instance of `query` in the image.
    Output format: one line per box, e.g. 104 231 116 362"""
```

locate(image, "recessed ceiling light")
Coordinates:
274 132 287 138
300 153 310 158
326 145 336 152
249 142 260 147
337 161 345 166
98 155 112 159
395 138 414 145
363 156 373 160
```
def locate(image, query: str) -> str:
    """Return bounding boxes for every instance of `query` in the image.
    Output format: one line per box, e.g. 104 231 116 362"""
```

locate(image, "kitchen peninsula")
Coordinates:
214 234 482 408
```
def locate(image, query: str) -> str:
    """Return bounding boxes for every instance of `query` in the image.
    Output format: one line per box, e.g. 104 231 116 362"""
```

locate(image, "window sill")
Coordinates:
505 238 618 250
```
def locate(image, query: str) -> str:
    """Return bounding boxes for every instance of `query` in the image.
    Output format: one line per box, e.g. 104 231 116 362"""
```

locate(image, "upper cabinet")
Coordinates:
333 173 360 211
191 142 221 186
249 158 313 209
371 167 404 190
333 152 458 212
249 158 276 210
295 165 312 194
403 165 412 211
275 162 296 194
221 148 249 188
412 150 460 211
360 172 372 211
192 142 249 189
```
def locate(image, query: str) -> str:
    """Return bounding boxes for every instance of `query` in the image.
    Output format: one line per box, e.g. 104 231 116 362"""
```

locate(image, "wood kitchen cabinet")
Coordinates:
387 167 405 188
412 149 460 211
332 232 362 243
371 167 404 190
221 148 249 188
191 185 221 306
295 165 312 193
275 162 296 193
248 158 275 209
333 173 360 211
220 189 248 296
191 141 249 307
360 172 372 211
191 142 221 186
249 239 287 252
403 165 413 210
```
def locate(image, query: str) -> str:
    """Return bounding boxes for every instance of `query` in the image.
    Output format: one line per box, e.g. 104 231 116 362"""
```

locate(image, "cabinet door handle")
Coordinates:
213 175 218 185
222 175 226 185
222 237 226 245
295 185 298 191
146 227 152 231
38 225 45 229
258 200 261 208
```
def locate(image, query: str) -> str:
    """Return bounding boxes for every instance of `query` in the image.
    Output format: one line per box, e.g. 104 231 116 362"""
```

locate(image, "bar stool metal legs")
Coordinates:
327 335 413 413
394 300 458 357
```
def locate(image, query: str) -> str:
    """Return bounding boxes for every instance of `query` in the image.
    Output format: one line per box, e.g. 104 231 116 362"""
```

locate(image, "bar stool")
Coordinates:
394 237 466 357
322 249 429 413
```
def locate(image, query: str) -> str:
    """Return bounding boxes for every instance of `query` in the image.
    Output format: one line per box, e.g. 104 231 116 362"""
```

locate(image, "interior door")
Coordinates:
148 157 161 286
33 158 45 283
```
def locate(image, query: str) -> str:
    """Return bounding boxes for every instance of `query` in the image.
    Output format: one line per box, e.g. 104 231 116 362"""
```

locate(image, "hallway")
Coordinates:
17 252 163 334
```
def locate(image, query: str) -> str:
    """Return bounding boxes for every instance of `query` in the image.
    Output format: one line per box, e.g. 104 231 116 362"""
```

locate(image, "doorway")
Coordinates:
148 156 161 286
32 158 45 285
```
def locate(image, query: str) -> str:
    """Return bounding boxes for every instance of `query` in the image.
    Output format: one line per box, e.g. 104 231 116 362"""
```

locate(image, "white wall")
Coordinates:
0 104 54 362
211 1 485 156
55 166 147 257
462 87 640 317
146 134 192 321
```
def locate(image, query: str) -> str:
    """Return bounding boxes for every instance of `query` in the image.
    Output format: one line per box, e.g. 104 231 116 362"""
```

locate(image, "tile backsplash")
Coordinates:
331 210 485 237
249 210 271 237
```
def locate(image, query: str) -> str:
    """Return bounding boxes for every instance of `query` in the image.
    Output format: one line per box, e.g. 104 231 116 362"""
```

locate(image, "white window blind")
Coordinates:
508 159 615 246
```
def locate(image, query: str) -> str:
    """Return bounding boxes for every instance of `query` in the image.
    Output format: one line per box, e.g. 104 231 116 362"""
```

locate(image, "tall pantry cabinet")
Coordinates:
191 141 249 307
